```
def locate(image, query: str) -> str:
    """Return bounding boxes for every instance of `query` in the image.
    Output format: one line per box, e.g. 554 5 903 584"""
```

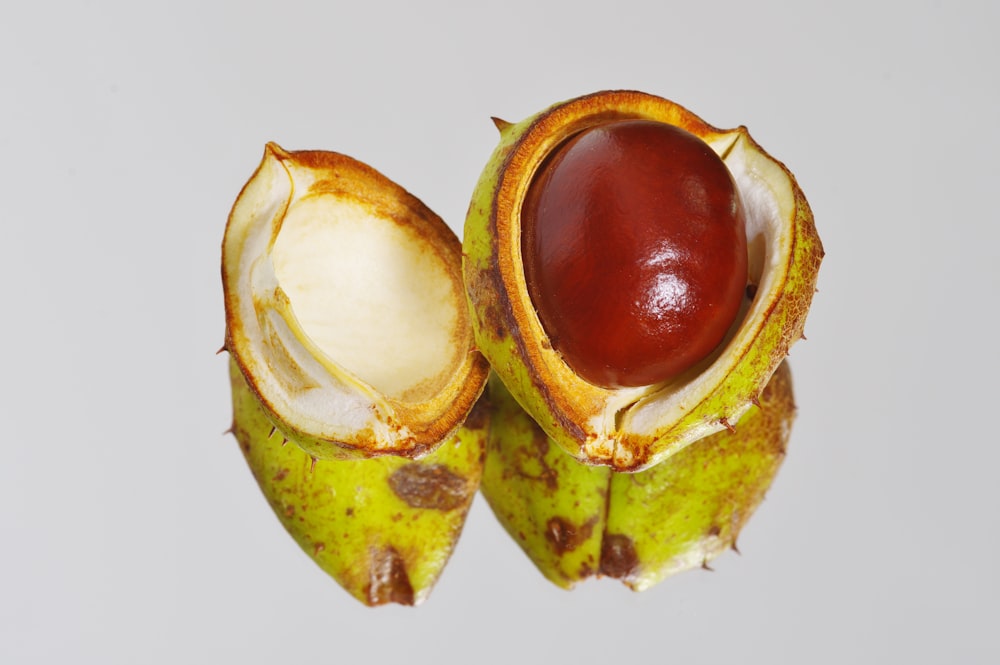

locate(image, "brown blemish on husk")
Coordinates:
545 516 597 555
366 546 415 606
388 463 470 511
599 533 639 580
463 392 491 431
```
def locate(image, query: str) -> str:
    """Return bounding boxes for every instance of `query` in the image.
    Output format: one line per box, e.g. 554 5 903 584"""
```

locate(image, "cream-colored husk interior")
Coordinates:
271 194 460 403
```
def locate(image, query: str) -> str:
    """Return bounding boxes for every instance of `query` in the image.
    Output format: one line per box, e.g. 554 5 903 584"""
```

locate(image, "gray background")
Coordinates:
2 0 997 662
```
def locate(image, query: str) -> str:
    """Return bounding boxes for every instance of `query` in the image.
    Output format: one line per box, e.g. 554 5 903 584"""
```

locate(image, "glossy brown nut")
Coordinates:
521 119 749 388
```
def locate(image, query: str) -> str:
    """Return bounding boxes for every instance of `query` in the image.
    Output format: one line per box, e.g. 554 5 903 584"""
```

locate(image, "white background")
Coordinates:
2 1 997 663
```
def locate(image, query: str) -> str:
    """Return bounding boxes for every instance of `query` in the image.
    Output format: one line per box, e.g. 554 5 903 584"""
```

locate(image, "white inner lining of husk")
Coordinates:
270 194 459 403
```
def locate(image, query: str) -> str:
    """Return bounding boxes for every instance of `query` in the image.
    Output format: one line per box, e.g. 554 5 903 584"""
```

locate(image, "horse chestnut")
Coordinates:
521 119 748 388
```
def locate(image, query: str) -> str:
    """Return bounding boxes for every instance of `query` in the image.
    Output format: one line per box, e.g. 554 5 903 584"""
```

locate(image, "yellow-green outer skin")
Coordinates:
480 362 795 591
480 374 610 588
463 91 822 470
229 360 488 606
